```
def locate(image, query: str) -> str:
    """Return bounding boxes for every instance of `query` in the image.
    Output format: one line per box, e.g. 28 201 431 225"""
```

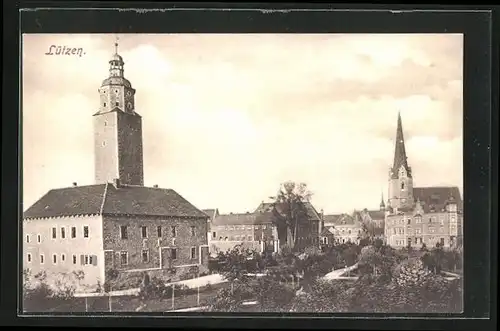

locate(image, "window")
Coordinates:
191 247 196 259
37 234 41 243
73 255 77 264
440 238 445 246
61 227 66 239
102 141 106 147
85 255 89 265
142 249 150 263
401 182 405 189
407 219 411 225
40 254 44 264
141 226 148 238
212 231 216 239
415 217 422 224
262 225 267 229
439 226 444 233
120 251 128 265
429 227 435 233
190 226 196 236
83 226 89 238
171 226 176 238
120 226 128 239
415 228 422 234
157 226 162 237
53 254 57 264
61 253 66 262
171 248 177 260
26 235 30 243
115 102 119 106
103 102 107 107
27 253 32 263
248 235 252 241
52 227 57 239
71 227 76 238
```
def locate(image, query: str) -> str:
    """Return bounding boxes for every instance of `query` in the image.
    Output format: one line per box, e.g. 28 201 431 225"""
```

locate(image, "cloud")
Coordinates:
22 34 463 214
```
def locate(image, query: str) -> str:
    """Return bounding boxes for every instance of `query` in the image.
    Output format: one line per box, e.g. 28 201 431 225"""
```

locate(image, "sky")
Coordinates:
22 33 463 215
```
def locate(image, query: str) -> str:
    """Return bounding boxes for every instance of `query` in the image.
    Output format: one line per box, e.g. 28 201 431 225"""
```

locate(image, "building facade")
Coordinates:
323 214 363 244
384 113 463 249
23 44 209 291
208 212 275 256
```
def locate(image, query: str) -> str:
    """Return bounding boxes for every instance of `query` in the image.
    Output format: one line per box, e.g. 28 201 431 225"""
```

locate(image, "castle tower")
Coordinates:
93 40 144 186
388 112 413 209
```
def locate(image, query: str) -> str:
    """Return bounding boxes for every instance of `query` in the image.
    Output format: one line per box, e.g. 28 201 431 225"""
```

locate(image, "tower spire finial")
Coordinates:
391 110 411 178
114 35 119 54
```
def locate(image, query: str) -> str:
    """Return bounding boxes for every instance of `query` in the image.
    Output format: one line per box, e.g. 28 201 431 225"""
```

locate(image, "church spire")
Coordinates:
391 111 411 178
380 191 385 210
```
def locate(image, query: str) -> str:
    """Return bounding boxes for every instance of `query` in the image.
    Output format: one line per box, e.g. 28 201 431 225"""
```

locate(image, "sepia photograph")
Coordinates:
21 33 464 314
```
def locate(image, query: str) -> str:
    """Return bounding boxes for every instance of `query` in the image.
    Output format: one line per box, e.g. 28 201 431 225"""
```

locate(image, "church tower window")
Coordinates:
401 182 405 190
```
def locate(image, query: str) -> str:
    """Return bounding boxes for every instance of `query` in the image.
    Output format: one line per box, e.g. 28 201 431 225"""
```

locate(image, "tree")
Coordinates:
268 181 312 251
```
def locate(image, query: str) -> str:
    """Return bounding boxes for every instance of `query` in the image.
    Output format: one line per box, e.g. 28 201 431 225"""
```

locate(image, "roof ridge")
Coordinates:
99 182 109 215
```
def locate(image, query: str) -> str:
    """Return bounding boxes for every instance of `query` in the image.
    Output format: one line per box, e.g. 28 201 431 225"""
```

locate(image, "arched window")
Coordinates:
401 182 405 190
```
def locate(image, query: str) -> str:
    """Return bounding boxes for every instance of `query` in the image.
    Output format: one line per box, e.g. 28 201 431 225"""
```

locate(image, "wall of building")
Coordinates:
210 223 274 242
23 215 105 290
102 215 209 281
388 168 414 209
329 224 362 244
94 111 119 185
385 210 462 248
117 111 144 186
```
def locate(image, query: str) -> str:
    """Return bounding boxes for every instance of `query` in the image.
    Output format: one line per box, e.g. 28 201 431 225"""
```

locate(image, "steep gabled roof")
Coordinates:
23 184 208 220
366 210 385 220
412 186 462 213
390 112 412 179
323 213 358 226
202 209 219 220
254 201 322 222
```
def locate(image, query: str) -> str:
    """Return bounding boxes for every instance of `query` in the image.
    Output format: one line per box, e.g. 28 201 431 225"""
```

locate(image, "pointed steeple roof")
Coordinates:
391 111 412 178
380 191 385 209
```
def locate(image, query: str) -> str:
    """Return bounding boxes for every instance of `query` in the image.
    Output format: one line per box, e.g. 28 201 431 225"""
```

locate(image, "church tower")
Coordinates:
388 112 413 209
93 40 144 186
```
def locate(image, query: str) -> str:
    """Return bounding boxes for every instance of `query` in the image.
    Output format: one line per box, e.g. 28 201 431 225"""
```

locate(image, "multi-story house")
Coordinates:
254 201 322 252
23 43 209 291
323 214 363 244
384 113 463 249
202 208 219 243
208 211 275 255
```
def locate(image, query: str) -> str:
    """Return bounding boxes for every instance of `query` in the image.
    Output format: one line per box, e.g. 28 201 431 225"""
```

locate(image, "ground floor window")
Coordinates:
191 247 196 259
120 251 128 266
142 249 150 263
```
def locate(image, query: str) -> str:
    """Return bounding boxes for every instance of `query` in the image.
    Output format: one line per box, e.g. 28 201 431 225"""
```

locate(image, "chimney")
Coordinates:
153 184 159 188
113 178 120 188
72 182 78 187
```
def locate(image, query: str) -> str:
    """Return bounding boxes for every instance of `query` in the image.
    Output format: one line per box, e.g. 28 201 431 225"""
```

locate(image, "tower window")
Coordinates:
102 141 106 147
116 102 119 106
103 102 106 107
401 182 405 189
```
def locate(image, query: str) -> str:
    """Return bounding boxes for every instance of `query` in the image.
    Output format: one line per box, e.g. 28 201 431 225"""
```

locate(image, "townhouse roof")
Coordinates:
413 186 463 213
23 183 208 220
254 201 322 222
211 212 273 226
